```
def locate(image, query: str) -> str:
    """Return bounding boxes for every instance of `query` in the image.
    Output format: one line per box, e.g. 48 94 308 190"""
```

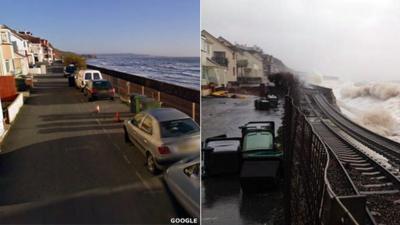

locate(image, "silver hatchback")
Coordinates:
123 108 200 174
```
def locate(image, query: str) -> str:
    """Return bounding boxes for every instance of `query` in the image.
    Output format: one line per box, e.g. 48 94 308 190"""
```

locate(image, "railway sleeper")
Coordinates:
359 189 399 195
354 167 375 171
340 156 364 161
370 176 387 180
362 171 381 176
338 153 359 158
362 182 393 188
350 162 371 167
342 159 367 164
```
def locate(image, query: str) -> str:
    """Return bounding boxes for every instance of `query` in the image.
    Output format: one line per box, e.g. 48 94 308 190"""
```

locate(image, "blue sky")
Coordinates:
1 0 199 56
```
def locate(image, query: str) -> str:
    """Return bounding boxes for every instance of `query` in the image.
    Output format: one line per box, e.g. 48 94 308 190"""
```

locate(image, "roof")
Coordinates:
17 33 41 43
145 108 190 122
81 69 101 73
201 30 235 53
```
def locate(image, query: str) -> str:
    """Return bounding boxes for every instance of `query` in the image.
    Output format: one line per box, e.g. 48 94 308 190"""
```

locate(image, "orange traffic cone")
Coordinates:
95 105 100 113
114 112 121 122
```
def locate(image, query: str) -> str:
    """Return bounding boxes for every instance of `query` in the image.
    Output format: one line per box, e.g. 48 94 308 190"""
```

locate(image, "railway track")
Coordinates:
313 120 400 225
313 94 400 176
308 92 400 225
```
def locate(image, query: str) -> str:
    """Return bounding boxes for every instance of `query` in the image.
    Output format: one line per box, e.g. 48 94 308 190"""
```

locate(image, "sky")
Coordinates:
202 0 400 82
1 0 199 57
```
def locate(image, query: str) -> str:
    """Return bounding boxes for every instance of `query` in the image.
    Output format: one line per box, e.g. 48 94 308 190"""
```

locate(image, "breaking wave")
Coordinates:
318 79 400 143
340 82 400 100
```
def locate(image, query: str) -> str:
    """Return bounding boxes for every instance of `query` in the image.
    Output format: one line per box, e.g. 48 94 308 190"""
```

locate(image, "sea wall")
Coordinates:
87 64 200 123
7 93 24 123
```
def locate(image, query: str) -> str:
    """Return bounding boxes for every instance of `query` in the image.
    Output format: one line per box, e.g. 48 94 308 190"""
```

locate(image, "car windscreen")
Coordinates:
93 73 101 80
243 132 273 151
93 81 111 89
160 119 199 138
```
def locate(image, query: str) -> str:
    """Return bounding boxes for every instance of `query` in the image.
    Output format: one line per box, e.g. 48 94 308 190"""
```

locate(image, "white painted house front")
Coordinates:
10 32 30 75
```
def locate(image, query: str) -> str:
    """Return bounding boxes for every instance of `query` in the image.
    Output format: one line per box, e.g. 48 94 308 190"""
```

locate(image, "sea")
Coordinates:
87 54 200 90
317 78 400 143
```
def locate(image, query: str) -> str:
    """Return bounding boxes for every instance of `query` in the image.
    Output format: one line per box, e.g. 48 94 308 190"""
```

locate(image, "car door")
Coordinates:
126 113 146 151
138 115 155 155
82 72 92 88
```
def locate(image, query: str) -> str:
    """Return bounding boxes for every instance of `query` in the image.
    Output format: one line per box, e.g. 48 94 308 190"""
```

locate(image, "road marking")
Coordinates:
135 172 154 193
112 143 121 151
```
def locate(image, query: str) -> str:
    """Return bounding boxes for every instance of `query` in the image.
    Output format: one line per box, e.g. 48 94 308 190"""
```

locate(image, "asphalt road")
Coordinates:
0 66 187 224
201 96 284 225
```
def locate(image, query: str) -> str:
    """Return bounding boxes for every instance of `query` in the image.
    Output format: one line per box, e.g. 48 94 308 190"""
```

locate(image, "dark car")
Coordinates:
83 80 115 101
64 64 76 78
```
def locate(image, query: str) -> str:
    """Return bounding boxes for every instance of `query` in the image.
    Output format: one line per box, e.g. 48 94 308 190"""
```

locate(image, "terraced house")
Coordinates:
201 30 237 95
236 45 265 85
0 25 16 76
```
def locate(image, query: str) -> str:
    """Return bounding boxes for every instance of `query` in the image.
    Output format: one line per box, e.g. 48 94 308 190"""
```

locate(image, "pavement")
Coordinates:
0 66 188 224
201 96 284 225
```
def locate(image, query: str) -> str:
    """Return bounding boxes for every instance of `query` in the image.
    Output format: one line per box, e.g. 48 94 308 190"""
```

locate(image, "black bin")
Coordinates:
68 75 75 87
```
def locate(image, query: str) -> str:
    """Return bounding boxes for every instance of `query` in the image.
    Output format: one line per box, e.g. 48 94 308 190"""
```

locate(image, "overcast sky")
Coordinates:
202 0 400 81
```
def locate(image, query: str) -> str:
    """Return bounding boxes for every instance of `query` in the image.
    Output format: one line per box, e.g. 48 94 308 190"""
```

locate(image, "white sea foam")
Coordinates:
314 78 400 143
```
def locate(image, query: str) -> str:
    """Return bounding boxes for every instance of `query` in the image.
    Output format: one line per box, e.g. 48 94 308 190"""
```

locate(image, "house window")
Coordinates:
233 67 236 76
1 32 9 43
213 51 226 58
5 60 10 73
201 38 206 52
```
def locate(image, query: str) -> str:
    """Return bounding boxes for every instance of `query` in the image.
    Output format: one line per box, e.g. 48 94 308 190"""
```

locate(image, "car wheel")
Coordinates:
146 153 159 175
110 97 114 101
124 127 130 143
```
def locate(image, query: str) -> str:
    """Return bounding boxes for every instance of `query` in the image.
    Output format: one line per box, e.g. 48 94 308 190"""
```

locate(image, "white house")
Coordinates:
41 39 53 64
18 32 44 64
236 46 265 85
201 30 238 96
0 25 16 76
10 31 30 75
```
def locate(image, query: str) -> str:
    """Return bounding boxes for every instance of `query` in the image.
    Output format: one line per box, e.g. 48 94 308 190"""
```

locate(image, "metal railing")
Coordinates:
87 64 200 123
283 96 359 225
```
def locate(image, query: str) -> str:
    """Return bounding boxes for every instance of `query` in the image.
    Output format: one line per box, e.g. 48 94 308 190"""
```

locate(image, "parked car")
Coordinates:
123 108 200 174
63 64 76 78
75 69 103 90
164 156 200 219
83 80 115 101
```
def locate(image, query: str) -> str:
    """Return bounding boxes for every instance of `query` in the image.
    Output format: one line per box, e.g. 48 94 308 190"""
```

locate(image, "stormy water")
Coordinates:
318 78 400 143
87 54 200 90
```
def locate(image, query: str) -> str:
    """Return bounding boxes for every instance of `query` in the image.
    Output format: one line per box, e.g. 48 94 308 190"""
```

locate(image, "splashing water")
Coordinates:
317 79 400 143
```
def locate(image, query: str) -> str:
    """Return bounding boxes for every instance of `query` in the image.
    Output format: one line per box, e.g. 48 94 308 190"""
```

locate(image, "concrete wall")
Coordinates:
0 99 4 136
7 93 23 123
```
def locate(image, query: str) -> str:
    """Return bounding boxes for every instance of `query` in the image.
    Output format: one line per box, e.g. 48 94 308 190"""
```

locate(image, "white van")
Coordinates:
75 70 103 90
